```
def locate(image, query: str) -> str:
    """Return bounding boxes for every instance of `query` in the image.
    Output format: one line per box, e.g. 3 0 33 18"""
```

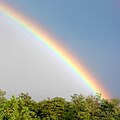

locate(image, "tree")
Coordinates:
38 97 67 119
0 90 119 119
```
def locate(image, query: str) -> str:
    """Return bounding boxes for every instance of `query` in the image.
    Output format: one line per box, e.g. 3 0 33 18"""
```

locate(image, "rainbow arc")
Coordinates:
0 3 109 99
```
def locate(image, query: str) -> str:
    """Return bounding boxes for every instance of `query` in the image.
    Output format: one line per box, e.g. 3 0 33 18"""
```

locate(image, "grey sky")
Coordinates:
0 0 120 99
0 14 90 100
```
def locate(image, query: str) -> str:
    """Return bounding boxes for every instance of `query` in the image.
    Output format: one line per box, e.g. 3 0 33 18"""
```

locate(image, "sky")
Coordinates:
0 0 120 100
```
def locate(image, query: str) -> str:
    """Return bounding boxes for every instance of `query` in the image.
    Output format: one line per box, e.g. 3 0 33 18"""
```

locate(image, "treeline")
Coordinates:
0 90 120 120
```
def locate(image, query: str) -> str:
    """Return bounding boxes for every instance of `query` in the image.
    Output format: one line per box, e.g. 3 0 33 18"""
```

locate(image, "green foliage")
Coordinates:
0 90 119 120
37 97 67 119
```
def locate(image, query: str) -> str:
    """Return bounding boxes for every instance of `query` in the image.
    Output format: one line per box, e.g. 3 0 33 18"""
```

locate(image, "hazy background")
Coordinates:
0 0 120 100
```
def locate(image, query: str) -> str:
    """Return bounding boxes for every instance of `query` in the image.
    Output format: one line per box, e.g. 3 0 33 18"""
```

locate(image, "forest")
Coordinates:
0 90 119 120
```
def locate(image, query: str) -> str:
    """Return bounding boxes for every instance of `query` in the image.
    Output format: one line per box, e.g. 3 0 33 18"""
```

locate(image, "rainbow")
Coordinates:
0 3 109 99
